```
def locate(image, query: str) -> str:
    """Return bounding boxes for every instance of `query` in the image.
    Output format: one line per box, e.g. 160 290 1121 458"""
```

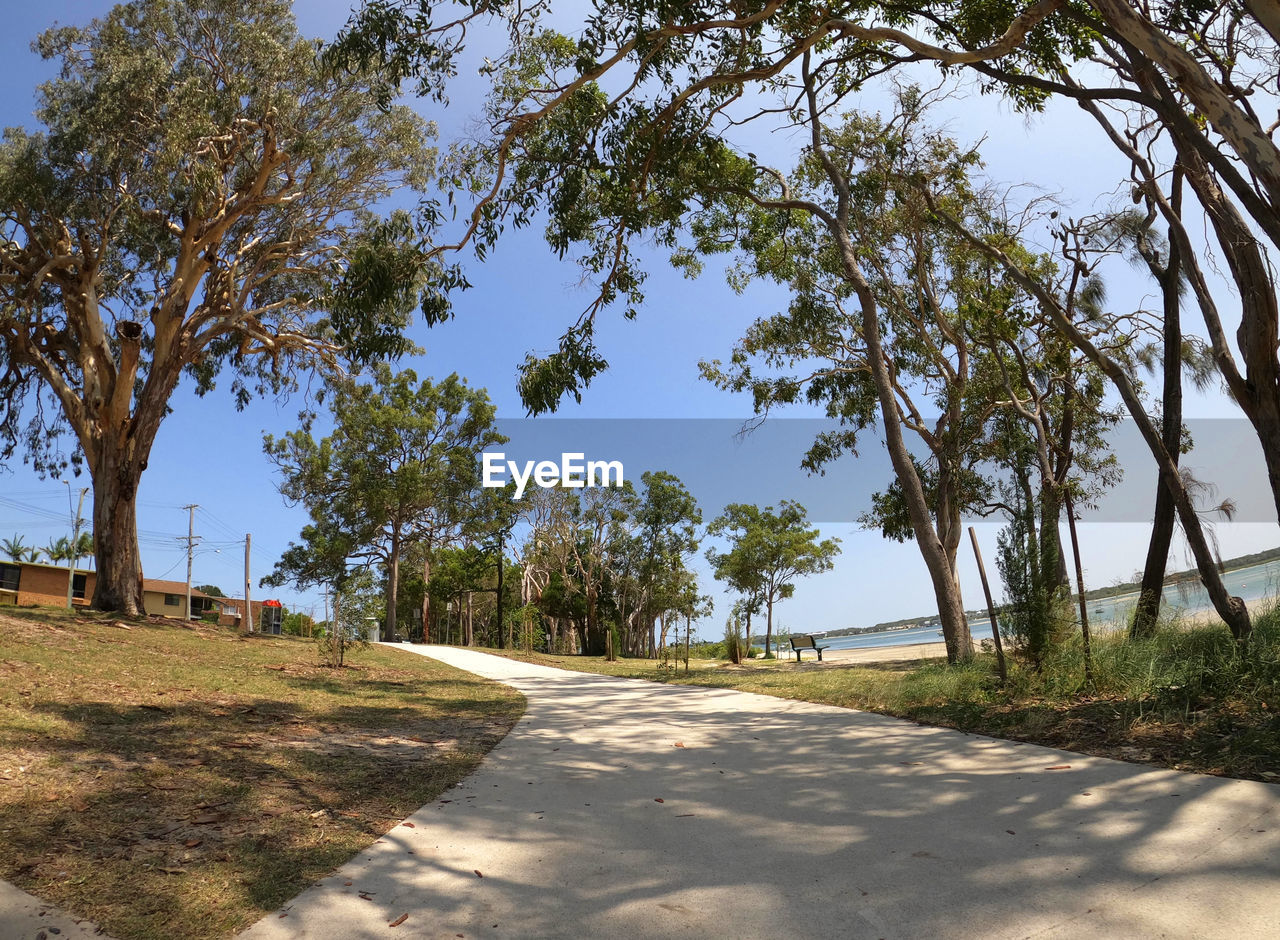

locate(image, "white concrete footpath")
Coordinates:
0 876 109 939
241 645 1280 940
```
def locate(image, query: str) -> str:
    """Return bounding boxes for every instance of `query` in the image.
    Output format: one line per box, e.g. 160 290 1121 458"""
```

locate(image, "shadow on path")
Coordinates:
240 646 1280 939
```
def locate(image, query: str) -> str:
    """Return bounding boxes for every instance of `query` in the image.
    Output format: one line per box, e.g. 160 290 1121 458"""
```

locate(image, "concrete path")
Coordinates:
242 646 1280 939
0 877 111 939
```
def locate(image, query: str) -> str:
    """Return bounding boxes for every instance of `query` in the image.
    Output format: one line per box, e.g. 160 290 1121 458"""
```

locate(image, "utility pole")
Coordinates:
243 533 254 634
181 504 199 620
64 485 88 609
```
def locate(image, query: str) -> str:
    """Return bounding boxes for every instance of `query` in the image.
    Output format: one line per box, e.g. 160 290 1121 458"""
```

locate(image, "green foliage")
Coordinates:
2 535 33 563
317 569 380 667
722 615 746 665
706 501 839 648
996 488 1071 670
0 0 440 476
263 366 505 635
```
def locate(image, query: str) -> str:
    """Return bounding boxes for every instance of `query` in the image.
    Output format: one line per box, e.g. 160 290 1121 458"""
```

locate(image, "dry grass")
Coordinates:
0 606 523 940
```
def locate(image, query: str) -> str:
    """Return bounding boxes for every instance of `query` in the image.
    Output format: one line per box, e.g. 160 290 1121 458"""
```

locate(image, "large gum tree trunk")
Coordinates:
83 323 159 617
88 451 146 615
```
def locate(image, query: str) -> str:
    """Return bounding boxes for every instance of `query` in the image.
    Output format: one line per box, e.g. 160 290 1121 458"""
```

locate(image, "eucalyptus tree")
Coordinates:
0 0 437 613
631 470 702 656
928 194 1252 638
264 367 504 641
332 2 1280 648
696 101 1027 661
706 501 839 658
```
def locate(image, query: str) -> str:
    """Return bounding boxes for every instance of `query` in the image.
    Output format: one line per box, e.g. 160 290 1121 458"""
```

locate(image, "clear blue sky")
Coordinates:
1 1 1276 636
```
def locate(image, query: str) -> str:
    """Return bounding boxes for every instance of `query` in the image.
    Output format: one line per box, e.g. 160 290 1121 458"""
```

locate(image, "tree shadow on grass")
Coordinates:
0 688 521 940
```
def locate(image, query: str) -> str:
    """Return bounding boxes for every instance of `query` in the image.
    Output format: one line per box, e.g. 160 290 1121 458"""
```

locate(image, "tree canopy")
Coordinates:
0 0 438 612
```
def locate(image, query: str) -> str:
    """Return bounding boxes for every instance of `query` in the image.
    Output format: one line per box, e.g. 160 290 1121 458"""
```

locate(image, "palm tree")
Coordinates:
44 537 73 565
74 532 95 569
1 534 31 562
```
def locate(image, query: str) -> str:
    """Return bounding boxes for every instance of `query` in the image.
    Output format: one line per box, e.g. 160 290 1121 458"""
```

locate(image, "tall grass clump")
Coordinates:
1020 604 1280 711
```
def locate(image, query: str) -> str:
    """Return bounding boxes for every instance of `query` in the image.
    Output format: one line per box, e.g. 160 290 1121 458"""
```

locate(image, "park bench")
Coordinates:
789 634 828 662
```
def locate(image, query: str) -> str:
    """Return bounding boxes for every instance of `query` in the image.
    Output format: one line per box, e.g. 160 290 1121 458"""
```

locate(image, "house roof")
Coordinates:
212 595 266 616
4 560 94 575
142 578 211 597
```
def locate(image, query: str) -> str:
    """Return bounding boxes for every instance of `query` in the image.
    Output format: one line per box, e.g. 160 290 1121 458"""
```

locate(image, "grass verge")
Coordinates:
487 613 1280 782
0 607 523 940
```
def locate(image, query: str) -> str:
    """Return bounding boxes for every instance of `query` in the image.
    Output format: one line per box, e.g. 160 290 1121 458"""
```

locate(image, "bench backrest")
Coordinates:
790 635 817 649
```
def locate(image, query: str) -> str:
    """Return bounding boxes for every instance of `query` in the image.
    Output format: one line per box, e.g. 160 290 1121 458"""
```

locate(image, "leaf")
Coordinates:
389 914 408 927
653 798 665 803
1045 765 1071 771
474 869 483 878
183 839 202 848
401 821 415 828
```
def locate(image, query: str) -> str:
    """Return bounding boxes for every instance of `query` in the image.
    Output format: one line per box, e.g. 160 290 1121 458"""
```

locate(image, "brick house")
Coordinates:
0 560 94 607
0 563 219 619
140 578 217 618
208 595 270 629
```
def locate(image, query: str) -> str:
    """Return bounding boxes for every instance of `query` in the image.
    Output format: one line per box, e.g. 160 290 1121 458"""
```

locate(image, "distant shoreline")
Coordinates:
804 554 1280 646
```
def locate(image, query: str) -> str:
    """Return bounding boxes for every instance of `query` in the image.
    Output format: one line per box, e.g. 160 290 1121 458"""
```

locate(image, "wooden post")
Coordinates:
183 504 197 620
1063 491 1094 688
684 614 691 674
65 486 87 609
968 526 1007 682
243 534 253 634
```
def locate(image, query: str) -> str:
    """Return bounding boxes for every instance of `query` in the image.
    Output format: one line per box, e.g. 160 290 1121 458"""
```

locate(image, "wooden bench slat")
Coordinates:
787 634 828 662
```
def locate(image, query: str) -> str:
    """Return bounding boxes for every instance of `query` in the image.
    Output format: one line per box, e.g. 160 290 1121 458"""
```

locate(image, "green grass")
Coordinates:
0 606 523 940
488 612 1280 781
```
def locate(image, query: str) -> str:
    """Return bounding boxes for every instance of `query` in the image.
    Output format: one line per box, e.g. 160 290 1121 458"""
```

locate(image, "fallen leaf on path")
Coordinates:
673 742 685 748
474 870 484 878
401 821 415 828
1005 830 1016 835
1045 765 1071 771
676 814 695 818
183 839 202 848
653 798 664 803
389 914 408 927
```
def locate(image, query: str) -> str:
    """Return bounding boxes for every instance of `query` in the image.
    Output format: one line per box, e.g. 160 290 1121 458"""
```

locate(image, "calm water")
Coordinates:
815 558 1280 652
